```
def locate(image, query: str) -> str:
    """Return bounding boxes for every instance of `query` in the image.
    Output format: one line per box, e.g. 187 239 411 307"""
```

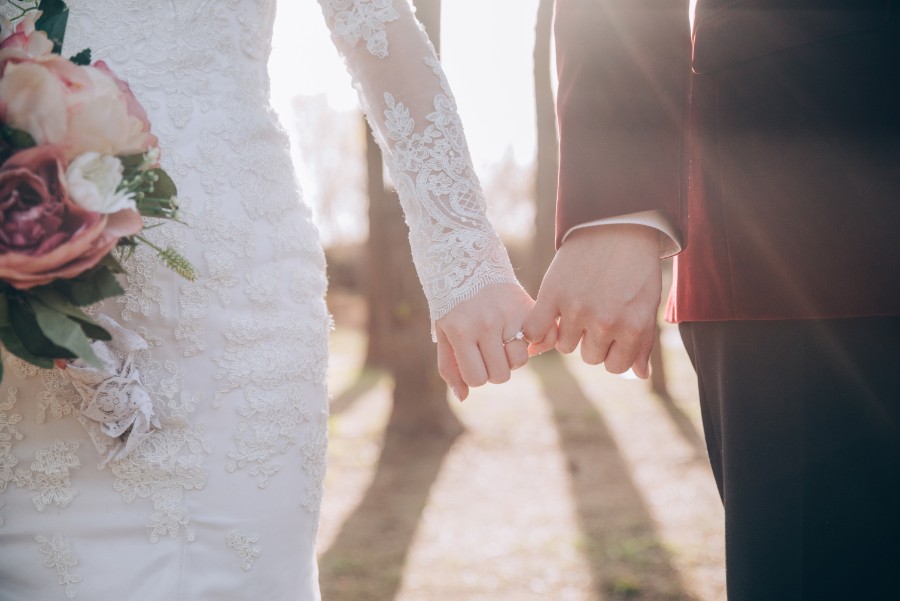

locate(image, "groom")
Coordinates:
524 1 900 599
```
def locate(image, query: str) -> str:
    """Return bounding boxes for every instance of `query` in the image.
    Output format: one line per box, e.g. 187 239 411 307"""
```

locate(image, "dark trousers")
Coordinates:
680 317 900 601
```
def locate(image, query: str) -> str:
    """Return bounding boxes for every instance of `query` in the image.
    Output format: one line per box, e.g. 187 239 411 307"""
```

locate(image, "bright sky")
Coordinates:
268 0 544 243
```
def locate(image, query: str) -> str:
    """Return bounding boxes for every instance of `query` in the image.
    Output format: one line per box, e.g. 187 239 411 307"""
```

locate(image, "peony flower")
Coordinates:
91 61 157 152
66 152 135 214
0 54 75 145
0 12 53 64
0 145 143 289
0 57 158 160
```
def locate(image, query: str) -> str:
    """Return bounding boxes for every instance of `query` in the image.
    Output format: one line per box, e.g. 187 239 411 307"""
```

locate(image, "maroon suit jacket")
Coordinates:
555 0 900 322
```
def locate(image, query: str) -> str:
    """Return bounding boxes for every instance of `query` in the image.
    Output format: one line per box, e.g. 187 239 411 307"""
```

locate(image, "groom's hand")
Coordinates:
522 224 662 378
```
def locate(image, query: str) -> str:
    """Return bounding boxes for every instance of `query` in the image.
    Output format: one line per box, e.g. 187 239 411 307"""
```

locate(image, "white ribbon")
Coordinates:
63 315 160 467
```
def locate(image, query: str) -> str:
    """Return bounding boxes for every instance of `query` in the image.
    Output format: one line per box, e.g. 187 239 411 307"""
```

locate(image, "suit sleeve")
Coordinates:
554 0 692 248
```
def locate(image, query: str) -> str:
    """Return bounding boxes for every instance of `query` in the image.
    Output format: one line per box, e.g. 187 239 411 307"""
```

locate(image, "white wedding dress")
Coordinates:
0 1 516 599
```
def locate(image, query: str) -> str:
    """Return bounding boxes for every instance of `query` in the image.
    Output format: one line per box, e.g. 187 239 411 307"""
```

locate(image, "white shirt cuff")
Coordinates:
561 210 682 258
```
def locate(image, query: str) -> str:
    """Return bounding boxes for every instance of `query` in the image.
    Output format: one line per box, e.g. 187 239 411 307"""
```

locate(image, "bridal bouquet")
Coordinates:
0 0 194 384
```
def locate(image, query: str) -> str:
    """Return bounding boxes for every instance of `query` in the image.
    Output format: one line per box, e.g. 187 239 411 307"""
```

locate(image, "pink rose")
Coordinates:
0 12 54 64
0 145 142 289
92 61 157 150
0 57 158 160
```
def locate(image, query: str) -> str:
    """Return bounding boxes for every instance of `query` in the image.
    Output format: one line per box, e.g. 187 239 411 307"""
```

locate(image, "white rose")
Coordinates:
66 152 136 214
139 147 160 170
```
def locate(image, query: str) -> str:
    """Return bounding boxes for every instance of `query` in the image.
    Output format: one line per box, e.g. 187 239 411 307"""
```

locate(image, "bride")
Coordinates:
0 0 533 598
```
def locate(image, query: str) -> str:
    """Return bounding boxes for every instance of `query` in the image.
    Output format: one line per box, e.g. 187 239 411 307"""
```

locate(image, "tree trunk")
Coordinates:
364 0 462 438
649 265 673 399
528 0 559 295
364 125 393 368
383 186 461 439
649 323 670 399
414 0 441 51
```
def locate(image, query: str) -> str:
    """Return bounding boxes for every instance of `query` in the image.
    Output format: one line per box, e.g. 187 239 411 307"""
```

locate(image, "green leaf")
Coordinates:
9 300 75 360
52 266 125 306
136 199 179 219
30 288 112 341
118 153 147 170
1 125 37 150
99 253 127 274
35 0 69 54
150 169 178 199
0 294 8 328
29 297 101 368
69 47 91 66
0 327 55 369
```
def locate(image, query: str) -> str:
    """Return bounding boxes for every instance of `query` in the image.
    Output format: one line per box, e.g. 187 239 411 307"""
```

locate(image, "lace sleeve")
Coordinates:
316 0 519 323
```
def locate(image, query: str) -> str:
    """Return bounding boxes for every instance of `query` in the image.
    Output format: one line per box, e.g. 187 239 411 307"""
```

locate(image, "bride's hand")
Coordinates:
434 283 535 401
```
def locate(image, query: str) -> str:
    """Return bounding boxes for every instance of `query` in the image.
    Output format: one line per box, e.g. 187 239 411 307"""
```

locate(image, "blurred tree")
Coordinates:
363 122 393 368
483 150 535 243
527 0 559 295
650 322 670 398
364 0 463 438
292 95 366 246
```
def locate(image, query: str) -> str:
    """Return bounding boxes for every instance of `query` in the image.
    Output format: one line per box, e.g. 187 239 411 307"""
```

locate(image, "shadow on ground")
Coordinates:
318 424 459 601
654 392 708 463
531 352 699 601
330 367 385 415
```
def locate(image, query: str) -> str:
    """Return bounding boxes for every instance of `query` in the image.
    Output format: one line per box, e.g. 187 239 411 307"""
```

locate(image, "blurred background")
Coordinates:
271 1 726 599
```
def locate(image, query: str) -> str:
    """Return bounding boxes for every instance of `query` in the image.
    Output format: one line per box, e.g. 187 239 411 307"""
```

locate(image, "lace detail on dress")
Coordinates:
214 284 330 491
15 440 81 512
226 387 313 489
213 306 329 403
321 0 400 58
300 418 329 515
227 529 262 572
35 534 82 599
110 423 211 542
381 58 518 321
0 387 23 522
319 0 519 323
116 246 169 323
35 367 82 424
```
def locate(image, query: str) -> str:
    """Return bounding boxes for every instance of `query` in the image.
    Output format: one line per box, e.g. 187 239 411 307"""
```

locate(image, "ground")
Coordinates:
317 295 726 601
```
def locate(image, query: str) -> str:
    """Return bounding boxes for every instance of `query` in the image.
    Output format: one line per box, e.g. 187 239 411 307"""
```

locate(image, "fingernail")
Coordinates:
453 387 463 402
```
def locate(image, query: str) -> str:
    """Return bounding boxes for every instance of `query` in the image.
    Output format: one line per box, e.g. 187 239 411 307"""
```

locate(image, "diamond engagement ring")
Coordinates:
503 331 526 345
